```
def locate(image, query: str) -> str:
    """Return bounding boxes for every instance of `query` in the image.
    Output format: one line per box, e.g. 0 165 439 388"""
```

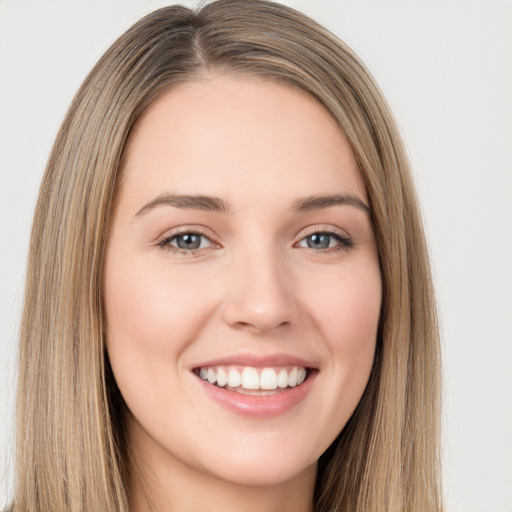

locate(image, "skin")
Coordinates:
103 75 382 512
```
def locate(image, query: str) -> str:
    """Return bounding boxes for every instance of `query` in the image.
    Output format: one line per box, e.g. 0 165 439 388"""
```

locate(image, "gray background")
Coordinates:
1 1 511 510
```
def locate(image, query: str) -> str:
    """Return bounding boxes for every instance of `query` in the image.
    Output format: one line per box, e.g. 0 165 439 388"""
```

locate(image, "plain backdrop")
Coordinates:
0 1 511 511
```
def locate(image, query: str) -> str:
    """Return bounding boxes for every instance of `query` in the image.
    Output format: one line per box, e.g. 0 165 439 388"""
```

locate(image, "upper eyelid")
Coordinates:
158 226 217 242
298 224 351 240
158 224 350 238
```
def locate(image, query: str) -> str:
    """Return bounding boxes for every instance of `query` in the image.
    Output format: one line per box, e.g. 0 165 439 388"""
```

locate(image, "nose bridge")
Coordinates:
221 237 299 333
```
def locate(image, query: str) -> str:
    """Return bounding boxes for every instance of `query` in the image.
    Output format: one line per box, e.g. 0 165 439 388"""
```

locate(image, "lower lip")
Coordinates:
195 372 317 419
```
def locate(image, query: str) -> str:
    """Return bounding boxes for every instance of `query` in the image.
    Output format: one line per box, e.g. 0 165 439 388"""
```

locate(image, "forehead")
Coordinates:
119 75 367 210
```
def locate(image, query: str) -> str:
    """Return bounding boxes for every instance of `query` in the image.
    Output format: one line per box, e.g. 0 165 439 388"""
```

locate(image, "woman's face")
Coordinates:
104 75 381 487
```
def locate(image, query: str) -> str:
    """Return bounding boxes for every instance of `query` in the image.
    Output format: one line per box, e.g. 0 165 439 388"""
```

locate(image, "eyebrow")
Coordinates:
135 193 231 216
292 194 371 214
135 193 371 217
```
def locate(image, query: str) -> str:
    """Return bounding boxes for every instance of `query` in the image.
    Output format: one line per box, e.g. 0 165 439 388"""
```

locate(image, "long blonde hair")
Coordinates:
14 1 442 511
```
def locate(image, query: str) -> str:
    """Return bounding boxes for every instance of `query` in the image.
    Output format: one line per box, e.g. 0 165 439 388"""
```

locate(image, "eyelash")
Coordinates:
157 227 354 256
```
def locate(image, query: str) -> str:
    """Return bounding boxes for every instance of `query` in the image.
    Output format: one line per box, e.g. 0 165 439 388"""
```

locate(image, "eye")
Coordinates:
158 231 215 254
297 230 354 252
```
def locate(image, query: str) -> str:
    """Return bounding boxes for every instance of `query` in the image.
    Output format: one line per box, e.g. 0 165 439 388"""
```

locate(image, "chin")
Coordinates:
182 428 321 488
201 455 317 488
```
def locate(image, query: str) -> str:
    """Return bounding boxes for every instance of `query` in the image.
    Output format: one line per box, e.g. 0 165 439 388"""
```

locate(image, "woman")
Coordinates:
12 1 442 511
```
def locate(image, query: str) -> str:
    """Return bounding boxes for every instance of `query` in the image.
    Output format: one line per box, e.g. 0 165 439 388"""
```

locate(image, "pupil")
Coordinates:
308 234 329 249
177 234 201 250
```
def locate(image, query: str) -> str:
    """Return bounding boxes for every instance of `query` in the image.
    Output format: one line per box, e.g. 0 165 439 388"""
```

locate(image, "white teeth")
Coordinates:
277 368 288 388
216 368 228 387
288 367 298 387
241 367 260 389
207 368 217 384
227 368 242 387
198 365 309 391
260 368 278 390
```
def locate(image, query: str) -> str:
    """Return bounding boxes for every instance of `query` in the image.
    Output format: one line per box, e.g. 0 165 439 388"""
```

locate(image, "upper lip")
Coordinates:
192 352 318 370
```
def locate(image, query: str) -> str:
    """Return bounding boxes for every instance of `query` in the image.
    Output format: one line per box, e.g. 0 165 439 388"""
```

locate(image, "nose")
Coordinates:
221 248 299 334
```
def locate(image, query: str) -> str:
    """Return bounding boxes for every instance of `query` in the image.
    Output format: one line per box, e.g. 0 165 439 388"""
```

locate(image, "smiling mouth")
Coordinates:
194 365 310 396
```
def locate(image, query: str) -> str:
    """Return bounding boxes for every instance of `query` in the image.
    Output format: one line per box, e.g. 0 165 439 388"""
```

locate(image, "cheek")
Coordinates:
103 255 215 369
307 263 381 346
102 254 222 434
301 259 381 388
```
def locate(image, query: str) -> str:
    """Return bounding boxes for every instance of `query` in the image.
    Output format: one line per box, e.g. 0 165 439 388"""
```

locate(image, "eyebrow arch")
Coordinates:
292 194 371 214
135 193 231 216
135 192 371 218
